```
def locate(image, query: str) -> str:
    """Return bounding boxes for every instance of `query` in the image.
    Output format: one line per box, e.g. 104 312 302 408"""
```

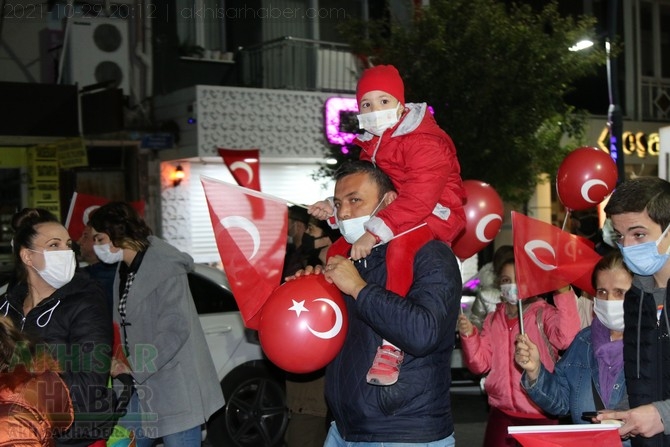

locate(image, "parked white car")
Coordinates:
187 264 289 447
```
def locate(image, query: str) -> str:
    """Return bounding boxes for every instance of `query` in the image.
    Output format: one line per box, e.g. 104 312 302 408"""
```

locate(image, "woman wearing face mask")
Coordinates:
457 248 580 447
0 208 115 447
514 251 631 437
87 202 224 447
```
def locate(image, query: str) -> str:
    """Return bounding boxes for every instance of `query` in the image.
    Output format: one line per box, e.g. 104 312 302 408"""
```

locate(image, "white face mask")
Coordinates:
340 215 371 244
337 195 386 244
500 283 519 305
93 243 124 264
593 297 625 332
357 103 402 136
30 249 76 289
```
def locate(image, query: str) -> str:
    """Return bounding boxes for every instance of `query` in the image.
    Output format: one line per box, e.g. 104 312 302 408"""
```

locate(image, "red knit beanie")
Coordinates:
356 65 405 106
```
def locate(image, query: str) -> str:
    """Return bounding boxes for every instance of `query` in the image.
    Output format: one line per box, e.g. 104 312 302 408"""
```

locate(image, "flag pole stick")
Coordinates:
288 202 309 209
516 265 524 334
561 208 571 231
347 223 429 261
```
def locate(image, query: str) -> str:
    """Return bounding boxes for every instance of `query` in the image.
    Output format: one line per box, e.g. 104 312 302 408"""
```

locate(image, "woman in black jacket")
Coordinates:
1 208 114 447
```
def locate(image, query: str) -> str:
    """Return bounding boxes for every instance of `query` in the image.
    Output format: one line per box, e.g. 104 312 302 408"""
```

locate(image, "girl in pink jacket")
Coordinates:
457 249 580 447
310 65 466 387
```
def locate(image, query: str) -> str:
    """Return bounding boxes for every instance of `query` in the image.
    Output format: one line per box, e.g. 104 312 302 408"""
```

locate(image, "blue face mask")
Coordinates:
618 224 670 276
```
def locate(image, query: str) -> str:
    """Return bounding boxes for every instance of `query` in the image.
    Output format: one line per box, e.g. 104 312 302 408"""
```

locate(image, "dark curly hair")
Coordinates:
88 202 152 252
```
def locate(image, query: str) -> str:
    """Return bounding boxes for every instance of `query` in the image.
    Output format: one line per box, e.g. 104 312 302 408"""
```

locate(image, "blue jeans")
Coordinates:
159 426 202 447
118 392 202 447
324 422 456 447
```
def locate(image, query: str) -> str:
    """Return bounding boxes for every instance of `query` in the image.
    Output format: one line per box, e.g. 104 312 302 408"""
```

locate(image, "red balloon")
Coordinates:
451 180 504 260
556 147 618 211
258 275 348 373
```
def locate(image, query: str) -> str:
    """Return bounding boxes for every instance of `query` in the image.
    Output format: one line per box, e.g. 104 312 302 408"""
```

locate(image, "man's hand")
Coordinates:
350 231 376 260
514 334 541 381
597 404 664 438
284 264 324 282
324 255 367 298
308 200 334 221
457 313 474 337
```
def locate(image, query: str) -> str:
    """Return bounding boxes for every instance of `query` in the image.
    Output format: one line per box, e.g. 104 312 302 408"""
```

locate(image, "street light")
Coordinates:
606 0 625 184
569 42 626 184
606 38 625 184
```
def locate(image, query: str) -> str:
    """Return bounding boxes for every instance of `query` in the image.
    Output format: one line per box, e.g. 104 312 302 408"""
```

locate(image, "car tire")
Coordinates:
206 361 288 447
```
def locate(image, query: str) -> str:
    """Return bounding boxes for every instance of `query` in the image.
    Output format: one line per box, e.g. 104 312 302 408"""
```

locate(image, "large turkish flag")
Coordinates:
201 176 287 328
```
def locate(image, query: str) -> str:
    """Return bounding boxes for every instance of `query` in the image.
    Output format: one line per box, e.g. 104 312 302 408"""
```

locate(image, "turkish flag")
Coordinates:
64 192 145 241
218 148 261 191
201 176 288 329
512 212 601 299
509 424 622 447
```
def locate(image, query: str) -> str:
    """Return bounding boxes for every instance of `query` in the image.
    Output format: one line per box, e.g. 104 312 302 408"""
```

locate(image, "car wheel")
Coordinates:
207 363 288 447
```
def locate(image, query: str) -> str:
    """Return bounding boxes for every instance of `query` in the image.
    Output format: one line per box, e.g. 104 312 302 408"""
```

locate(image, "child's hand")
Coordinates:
514 334 541 379
308 200 334 220
351 232 376 260
457 313 474 337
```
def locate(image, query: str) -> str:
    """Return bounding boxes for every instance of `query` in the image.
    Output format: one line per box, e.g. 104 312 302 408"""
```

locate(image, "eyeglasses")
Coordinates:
595 288 627 300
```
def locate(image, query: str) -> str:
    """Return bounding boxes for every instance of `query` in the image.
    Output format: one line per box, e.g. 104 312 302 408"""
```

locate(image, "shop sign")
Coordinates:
597 128 660 158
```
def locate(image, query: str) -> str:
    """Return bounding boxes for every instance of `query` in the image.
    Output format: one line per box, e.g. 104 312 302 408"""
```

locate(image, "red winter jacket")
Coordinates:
356 103 466 244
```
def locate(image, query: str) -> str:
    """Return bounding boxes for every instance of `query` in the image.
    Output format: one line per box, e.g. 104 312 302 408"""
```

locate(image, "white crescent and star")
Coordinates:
229 161 254 185
220 215 261 259
475 214 503 243
288 298 343 340
581 179 609 204
524 240 557 271
82 205 100 225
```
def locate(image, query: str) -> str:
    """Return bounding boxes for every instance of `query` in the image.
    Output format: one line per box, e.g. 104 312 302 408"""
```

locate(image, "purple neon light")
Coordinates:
324 97 436 145
325 97 358 145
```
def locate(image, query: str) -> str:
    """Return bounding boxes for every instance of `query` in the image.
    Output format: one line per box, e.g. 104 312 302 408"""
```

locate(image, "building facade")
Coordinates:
0 0 669 266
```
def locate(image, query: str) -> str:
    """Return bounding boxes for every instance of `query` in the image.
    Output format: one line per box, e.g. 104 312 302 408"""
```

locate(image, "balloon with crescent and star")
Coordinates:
452 180 504 260
258 274 348 373
556 147 618 211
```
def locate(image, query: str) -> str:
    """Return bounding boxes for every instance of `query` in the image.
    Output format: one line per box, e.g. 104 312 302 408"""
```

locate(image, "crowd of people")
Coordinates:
0 204 224 447
3 62 670 447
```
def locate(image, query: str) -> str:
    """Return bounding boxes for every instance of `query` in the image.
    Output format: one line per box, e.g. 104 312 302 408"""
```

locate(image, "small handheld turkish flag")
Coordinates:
509 423 622 447
512 211 601 299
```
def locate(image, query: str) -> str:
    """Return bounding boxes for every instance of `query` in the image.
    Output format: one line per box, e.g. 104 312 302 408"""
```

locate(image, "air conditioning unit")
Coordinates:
63 17 130 94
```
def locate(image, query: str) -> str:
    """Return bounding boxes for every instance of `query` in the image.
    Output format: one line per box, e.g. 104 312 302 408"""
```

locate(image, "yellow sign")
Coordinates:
0 147 27 167
597 128 660 158
27 145 60 217
58 138 88 169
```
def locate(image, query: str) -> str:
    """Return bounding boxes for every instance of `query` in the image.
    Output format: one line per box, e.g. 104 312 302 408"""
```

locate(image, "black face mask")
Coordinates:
301 234 330 253
301 234 316 252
